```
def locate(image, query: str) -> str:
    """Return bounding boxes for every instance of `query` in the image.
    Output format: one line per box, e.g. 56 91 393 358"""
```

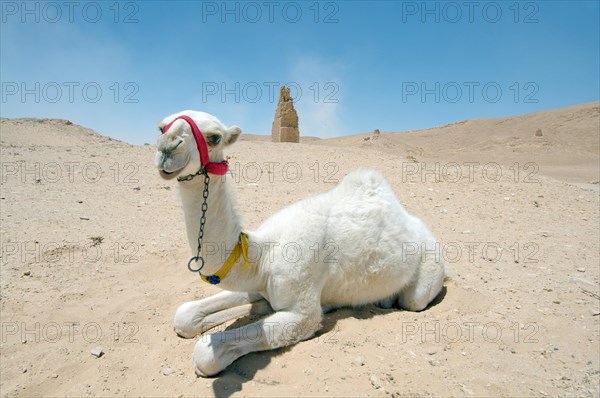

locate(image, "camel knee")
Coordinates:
397 286 441 312
193 337 223 377
174 301 206 338
397 261 445 312
270 310 322 347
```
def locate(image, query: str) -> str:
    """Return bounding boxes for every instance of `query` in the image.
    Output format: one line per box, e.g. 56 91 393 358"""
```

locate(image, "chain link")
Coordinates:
186 170 211 274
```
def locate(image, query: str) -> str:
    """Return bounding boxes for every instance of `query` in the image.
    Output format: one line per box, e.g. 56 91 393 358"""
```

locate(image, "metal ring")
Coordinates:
187 256 204 272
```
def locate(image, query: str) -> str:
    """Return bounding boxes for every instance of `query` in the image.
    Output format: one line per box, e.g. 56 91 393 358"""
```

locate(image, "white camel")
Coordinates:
155 110 445 377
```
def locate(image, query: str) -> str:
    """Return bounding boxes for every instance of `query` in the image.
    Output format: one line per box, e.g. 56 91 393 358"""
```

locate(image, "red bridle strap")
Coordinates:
161 115 229 176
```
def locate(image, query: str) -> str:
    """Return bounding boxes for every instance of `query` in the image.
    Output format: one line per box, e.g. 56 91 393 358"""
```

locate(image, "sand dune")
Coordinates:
0 103 598 397
314 102 600 186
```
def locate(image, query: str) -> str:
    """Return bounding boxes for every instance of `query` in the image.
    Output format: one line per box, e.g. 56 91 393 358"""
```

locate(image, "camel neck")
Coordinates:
178 174 242 277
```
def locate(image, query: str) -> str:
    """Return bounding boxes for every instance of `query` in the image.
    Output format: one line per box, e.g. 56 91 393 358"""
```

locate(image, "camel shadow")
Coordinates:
208 311 293 397
209 286 447 398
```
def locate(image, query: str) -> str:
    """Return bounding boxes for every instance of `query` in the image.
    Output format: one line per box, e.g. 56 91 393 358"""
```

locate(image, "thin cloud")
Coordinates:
288 55 347 138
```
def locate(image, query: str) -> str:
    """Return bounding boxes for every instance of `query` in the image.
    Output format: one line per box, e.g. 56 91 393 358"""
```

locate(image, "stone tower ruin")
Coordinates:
271 86 300 143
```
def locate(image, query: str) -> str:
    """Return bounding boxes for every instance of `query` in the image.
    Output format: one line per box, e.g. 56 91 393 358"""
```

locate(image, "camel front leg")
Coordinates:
197 299 273 333
174 291 265 338
192 309 322 377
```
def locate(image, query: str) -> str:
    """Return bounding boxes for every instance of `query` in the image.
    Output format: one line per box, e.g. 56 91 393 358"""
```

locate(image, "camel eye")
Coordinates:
206 134 222 146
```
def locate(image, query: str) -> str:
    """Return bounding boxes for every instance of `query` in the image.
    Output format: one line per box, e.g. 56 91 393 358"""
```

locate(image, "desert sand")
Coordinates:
1 102 599 397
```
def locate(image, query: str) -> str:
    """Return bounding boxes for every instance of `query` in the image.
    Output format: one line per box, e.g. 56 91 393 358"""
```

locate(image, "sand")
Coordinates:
0 102 598 397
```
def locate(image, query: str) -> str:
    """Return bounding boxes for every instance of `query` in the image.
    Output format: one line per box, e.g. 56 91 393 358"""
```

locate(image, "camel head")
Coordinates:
155 111 242 180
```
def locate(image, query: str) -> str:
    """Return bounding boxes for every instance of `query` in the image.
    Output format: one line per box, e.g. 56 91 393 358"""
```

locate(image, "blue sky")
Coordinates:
1 1 599 144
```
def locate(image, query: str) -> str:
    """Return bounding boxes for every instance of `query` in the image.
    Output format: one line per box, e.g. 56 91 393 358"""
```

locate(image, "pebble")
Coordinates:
354 356 365 366
460 385 474 395
90 346 104 358
51 374 58 379
576 268 586 272
23 271 31 276
370 374 382 389
570 276 594 286
161 367 174 376
132 186 141 191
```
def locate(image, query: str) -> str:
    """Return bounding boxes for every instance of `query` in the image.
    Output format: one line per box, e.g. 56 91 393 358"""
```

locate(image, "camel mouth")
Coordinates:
159 168 183 180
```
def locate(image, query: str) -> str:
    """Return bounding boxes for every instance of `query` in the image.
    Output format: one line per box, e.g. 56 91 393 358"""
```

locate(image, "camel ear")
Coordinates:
224 126 242 146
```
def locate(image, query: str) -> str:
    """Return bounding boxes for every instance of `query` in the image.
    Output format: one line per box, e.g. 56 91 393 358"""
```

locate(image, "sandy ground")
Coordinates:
1 102 599 397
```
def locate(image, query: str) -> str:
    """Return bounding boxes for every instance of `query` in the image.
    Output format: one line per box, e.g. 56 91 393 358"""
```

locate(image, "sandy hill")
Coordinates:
0 118 123 148
239 133 321 143
0 104 598 397
313 102 600 185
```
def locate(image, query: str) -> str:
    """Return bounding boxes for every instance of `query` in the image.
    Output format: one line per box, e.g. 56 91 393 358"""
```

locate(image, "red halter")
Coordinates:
161 115 229 176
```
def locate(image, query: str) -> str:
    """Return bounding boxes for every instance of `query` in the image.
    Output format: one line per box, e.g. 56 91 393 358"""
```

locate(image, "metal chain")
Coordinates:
186 170 211 274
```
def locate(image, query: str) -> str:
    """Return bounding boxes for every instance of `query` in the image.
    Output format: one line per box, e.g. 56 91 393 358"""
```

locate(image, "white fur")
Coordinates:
155 111 445 377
